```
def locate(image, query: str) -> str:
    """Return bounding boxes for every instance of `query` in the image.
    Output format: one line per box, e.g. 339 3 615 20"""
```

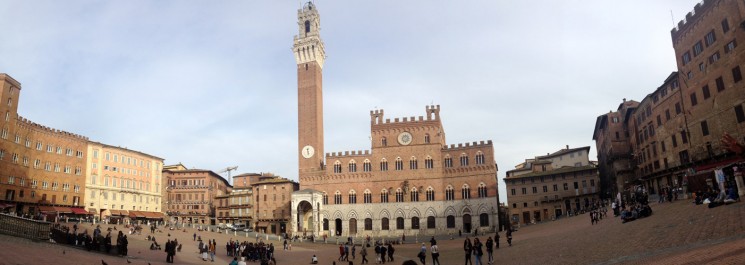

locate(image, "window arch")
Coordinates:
479 213 489 227
475 151 485 165
478 182 488 198
446 215 455 228
304 20 311 33
322 192 328 205
381 137 387 147
445 185 455 201
348 160 357 173
462 184 471 199
363 159 372 172
395 157 403 171
396 217 405 230
409 156 418 169
424 133 430 143
380 158 389 171
363 189 372 203
427 216 436 229
380 189 389 203
459 153 469 166
333 161 342 173
410 187 419 202
364 218 373 230
334 191 342 204
426 186 435 201
381 217 390 230
444 155 453 168
395 188 404 202
348 190 357 204
425 156 434 169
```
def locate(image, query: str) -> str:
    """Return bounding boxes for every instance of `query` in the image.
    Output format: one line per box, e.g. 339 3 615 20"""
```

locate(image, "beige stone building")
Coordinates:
289 2 500 238
505 146 599 226
163 163 231 225
85 142 165 223
0 74 89 219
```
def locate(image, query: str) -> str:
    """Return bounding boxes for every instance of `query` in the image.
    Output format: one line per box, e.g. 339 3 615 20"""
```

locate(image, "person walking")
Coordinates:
339 244 345 261
417 243 427 265
485 237 493 265
430 243 440 265
495 232 500 249
473 238 483 265
352 244 357 260
209 239 216 262
387 243 395 262
463 237 473 265
380 243 387 264
360 244 369 264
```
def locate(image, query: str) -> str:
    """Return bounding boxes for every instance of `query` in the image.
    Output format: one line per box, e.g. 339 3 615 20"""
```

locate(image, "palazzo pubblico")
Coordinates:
290 2 501 238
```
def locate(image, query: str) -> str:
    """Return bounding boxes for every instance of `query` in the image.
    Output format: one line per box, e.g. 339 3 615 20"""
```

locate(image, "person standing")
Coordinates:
430 243 440 265
210 239 216 262
121 235 129 256
360 244 368 264
473 238 483 265
463 237 473 265
352 244 357 260
417 243 427 265
506 229 512 247
387 243 395 262
339 244 345 261
380 243 387 264
494 232 500 249
485 237 493 265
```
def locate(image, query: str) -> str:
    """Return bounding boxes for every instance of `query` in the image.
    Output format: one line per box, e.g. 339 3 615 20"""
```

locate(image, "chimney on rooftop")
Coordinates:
566 145 569 150
623 98 626 102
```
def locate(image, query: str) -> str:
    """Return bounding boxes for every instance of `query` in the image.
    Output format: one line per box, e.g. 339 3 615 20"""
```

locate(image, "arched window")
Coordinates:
323 218 329 230
475 151 485 165
380 158 388 171
304 20 311 33
364 189 372 203
426 187 435 201
348 160 357 173
396 217 405 230
478 182 488 198
411 217 420 229
410 187 419 202
444 155 453 168
409 156 418 169
363 159 372 172
446 215 455 228
348 190 357 204
381 217 390 230
427 216 436 229
334 191 342 204
380 189 389 203
395 188 404 202
381 137 387 147
479 213 489 227
424 133 430 143
322 192 328 205
425 156 434 169
462 184 471 199
459 153 469 166
445 185 455 201
395 157 403 171
364 218 373 230
333 161 342 173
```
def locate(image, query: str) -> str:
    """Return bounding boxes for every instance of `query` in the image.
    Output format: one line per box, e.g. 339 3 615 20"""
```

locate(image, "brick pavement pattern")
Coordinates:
0 200 743 264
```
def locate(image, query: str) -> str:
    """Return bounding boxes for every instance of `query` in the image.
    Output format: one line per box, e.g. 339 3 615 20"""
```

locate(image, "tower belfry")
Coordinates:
295 1 325 179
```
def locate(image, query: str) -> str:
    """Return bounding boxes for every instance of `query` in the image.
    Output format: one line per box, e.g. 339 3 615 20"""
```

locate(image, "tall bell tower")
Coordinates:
295 2 326 180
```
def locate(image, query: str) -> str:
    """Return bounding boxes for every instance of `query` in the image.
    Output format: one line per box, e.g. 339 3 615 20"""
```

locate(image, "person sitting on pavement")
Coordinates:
724 186 739 204
311 254 318 264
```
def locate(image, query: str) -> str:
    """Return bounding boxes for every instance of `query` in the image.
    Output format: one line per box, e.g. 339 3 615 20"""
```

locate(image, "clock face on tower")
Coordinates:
302 145 315 159
397 132 413 145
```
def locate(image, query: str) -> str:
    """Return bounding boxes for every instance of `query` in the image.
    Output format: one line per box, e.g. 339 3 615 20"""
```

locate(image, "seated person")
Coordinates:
725 186 739 204
311 254 318 264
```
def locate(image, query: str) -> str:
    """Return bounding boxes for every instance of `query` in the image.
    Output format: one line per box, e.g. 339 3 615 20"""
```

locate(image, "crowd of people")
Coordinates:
50 223 130 256
694 185 739 208
225 239 276 265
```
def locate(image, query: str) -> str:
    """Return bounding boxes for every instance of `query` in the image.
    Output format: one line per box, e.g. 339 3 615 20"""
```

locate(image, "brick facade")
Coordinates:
164 164 231 225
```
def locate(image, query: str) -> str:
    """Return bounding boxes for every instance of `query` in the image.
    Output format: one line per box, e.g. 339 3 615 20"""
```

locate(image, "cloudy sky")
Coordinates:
1 0 700 202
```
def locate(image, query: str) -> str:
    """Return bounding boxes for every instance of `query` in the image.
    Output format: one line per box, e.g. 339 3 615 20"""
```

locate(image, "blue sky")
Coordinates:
0 0 700 202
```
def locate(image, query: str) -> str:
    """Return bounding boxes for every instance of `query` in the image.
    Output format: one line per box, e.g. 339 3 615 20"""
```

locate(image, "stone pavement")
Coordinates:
0 200 743 265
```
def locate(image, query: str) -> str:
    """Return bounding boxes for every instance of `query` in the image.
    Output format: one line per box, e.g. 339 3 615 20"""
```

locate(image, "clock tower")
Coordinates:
294 2 325 179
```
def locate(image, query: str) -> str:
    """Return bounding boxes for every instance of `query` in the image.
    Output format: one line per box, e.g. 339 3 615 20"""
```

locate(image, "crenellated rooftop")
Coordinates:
442 140 493 151
326 150 371 159
670 0 715 41
16 115 89 141
370 105 441 126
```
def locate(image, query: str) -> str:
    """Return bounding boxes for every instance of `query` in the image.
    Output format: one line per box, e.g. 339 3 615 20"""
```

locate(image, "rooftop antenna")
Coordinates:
670 10 675 28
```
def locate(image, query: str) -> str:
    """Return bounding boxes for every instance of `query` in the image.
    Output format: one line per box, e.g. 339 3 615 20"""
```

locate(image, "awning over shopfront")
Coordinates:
54 207 73 214
38 205 56 213
129 211 146 218
0 203 15 209
110 210 130 216
141 211 165 219
256 222 270 227
71 208 91 215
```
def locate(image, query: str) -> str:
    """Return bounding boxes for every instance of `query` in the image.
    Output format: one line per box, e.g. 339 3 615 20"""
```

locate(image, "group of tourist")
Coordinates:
50 223 130 256
694 185 739 208
225 239 276 264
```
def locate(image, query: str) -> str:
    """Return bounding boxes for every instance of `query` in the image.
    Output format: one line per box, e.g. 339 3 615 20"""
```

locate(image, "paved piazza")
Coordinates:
1 200 744 265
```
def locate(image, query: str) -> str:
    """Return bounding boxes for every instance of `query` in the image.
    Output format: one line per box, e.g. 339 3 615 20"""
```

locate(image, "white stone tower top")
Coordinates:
293 2 326 68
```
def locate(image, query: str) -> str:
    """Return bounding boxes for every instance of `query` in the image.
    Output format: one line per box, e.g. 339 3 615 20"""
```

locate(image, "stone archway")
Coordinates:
296 200 314 234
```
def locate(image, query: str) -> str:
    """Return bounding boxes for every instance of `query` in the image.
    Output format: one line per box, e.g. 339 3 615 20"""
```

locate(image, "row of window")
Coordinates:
681 18 730 65
91 190 159 204
332 153 487 173
98 150 153 169
0 132 85 158
0 152 85 175
95 175 154 192
6 177 81 193
510 180 594 195
321 184 489 205
4 189 80 205
321 214 490 231
507 172 589 185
